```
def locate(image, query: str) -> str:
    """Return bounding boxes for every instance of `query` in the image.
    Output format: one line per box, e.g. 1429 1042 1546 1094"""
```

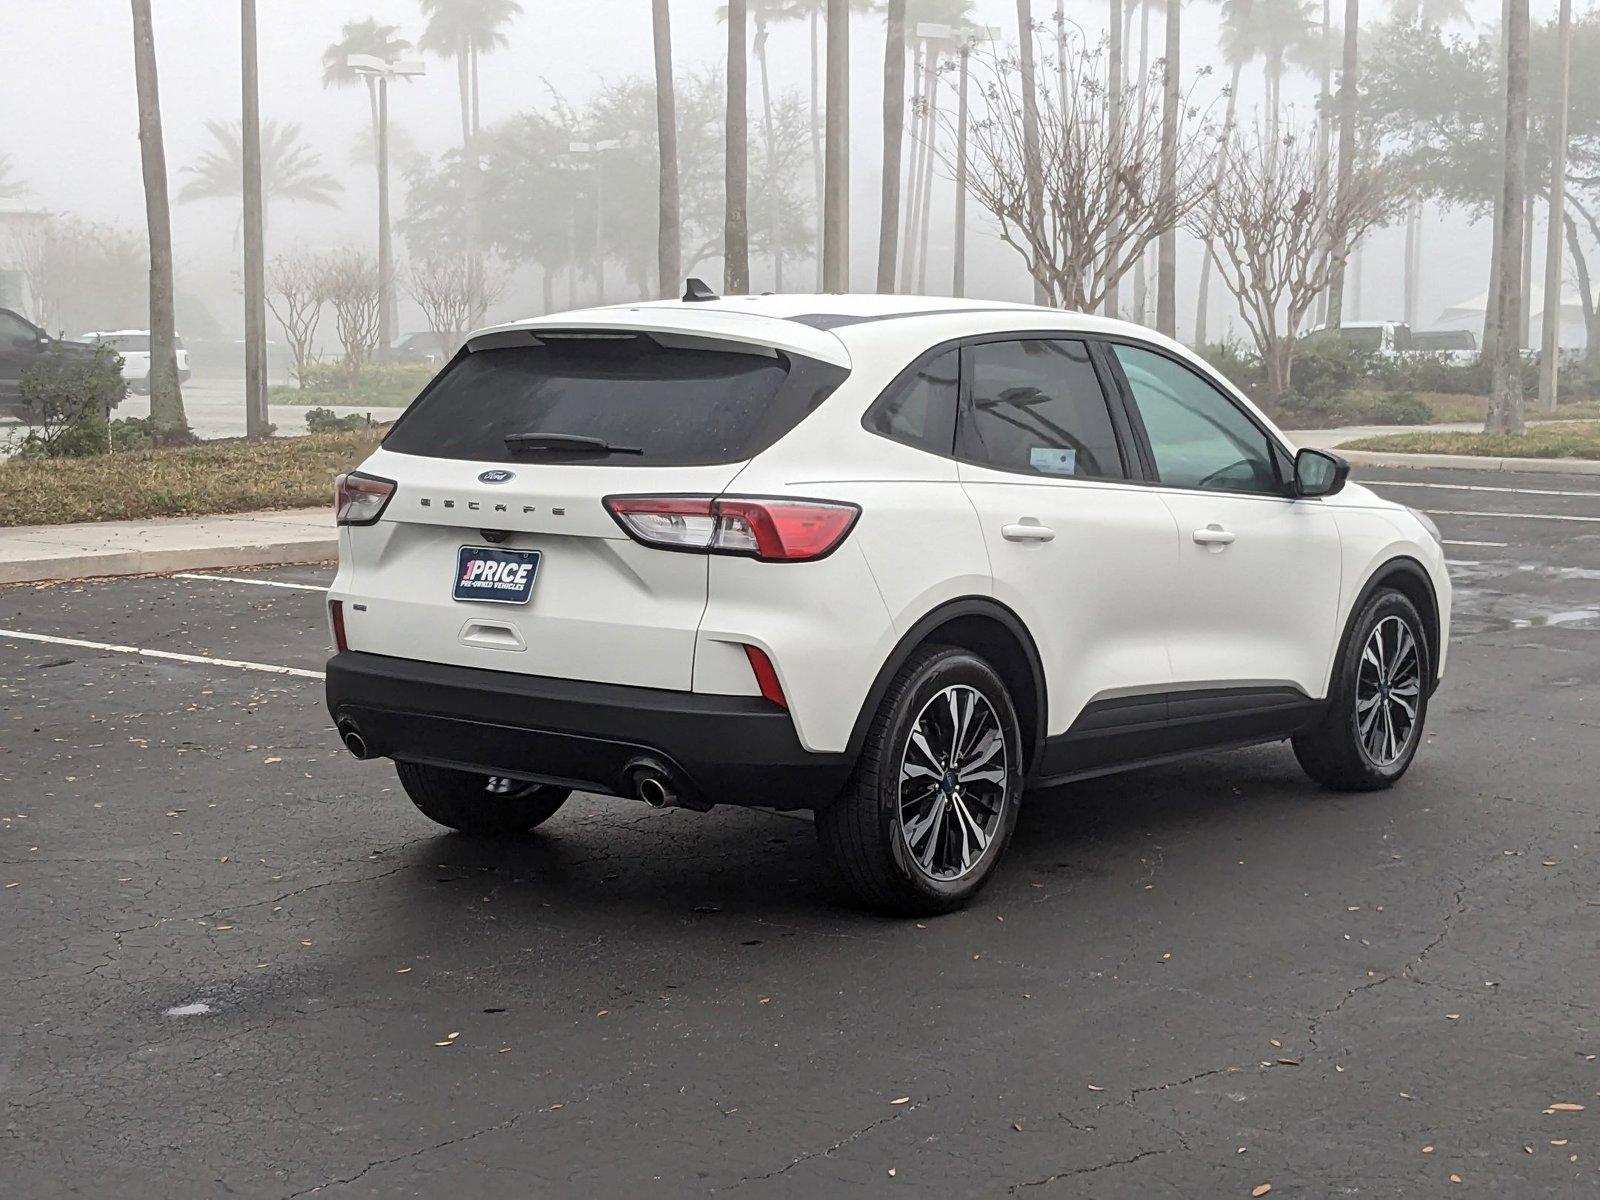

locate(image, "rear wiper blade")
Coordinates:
502 432 643 455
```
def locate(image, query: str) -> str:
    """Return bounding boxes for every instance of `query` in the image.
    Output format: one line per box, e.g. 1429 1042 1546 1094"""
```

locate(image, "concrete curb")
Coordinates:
0 508 334 586
1338 449 1600 477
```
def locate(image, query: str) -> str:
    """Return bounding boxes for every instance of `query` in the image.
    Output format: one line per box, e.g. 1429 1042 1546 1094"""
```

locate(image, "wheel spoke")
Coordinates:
897 683 1010 881
949 792 990 870
957 727 1003 776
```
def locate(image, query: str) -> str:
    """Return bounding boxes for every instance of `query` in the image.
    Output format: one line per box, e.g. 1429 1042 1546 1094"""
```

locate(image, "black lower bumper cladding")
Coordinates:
325 651 850 810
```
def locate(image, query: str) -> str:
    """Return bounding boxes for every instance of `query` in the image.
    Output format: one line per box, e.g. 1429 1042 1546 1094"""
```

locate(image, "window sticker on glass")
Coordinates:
1029 447 1077 476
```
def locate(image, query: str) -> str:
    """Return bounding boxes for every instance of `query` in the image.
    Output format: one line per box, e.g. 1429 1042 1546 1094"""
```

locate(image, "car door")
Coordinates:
955 337 1179 775
1102 340 1343 713
0 308 42 406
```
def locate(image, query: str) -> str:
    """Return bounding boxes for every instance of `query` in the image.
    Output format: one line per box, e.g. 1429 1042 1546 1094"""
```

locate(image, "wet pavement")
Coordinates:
2 465 1598 1197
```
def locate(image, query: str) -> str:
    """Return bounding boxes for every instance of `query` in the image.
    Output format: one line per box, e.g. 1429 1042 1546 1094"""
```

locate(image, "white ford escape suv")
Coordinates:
325 291 1450 914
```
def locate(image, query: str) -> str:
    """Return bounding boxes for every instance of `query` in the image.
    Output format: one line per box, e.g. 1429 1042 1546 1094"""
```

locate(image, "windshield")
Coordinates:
383 332 848 466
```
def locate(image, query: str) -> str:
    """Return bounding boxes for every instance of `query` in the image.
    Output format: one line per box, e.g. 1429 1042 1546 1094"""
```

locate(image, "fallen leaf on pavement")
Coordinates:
890 1096 910 1105
1252 1185 1272 1197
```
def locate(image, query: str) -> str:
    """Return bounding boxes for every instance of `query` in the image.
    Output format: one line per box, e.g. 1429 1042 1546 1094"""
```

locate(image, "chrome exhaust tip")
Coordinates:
637 773 675 808
338 723 370 760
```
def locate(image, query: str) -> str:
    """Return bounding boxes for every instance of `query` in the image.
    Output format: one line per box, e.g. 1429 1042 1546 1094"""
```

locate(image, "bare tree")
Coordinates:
16 218 147 335
1485 0 1530 435
942 36 1212 312
1193 126 1397 412
324 251 383 375
265 253 330 388
129 0 189 443
406 256 505 359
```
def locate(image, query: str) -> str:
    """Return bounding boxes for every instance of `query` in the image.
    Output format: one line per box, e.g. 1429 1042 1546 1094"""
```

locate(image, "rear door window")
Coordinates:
958 339 1127 480
383 332 847 466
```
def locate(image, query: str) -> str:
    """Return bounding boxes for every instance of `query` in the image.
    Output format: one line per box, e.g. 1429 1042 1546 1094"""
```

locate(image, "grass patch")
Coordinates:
1348 392 1600 425
0 428 386 527
1341 421 1600 460
270 362 436 408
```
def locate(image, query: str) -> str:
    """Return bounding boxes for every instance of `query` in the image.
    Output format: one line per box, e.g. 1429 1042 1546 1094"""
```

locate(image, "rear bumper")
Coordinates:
324 651 851 810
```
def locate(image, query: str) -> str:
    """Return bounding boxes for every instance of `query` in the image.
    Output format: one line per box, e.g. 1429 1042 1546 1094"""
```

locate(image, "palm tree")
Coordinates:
242 0 268 437
1324 0 1358 328
1538 0 1572 411
1389 0 1470 24
1219 0 1312 148
903 0 979 293
420 0 523 320
1016 0 1048 305
129 0 188 442
177 120 342 233
1155 0 1181 334
823 0 851 290
726 0 751 293
652 0 680 299
879 0 907 293
1486 0 1530 434
1194 0 1253 345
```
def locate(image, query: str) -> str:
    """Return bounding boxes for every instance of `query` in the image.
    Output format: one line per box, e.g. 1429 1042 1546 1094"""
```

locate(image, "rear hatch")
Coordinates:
336 322 849 691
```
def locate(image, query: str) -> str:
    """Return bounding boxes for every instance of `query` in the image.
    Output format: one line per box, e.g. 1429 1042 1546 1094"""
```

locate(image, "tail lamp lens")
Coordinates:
328 598 349 653
742 644 788 708
335 472 396 526
604 496 859 562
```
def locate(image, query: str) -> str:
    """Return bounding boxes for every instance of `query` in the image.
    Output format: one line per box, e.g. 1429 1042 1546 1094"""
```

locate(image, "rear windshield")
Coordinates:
383 332 848 466
102 335 150 352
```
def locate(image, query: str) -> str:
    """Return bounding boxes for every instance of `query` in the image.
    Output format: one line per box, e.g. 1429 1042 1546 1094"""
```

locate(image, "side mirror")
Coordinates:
1293 448 1349 498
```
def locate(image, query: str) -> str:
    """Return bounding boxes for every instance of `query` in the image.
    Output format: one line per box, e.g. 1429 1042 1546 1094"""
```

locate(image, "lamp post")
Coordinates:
568 140 623 303
346 53 424 361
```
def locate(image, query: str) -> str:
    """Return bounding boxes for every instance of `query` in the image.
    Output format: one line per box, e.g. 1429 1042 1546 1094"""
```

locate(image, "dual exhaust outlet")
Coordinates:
337 723 691 810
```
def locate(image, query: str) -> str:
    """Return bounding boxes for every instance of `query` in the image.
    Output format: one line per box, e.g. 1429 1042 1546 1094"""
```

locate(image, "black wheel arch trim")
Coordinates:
844 596 1048 772
1339 555 1443 695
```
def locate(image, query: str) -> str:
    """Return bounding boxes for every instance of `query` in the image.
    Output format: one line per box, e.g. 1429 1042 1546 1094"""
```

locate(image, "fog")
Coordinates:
0 0 1555 357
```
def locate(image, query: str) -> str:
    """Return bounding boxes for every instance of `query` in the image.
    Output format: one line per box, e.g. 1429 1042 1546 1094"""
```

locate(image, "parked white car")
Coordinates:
1301 319 1414 357
78 330 191 393
324 290 1451 914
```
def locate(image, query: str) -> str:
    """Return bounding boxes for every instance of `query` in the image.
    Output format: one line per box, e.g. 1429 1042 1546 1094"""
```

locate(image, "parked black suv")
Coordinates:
0 307 95 420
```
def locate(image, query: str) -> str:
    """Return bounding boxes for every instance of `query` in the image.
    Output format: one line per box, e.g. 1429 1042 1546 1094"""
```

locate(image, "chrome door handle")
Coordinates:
1192 524 1236 547
1002 522 1056 542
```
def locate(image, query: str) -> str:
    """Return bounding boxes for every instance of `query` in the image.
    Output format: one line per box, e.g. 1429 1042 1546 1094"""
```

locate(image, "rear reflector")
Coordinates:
605 495 859 562
742 644 788 708
335 471 396 526
328 599 348 652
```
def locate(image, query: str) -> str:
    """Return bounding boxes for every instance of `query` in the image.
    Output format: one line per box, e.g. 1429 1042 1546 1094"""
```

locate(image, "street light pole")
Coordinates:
241 0 267 437
347 53 424 362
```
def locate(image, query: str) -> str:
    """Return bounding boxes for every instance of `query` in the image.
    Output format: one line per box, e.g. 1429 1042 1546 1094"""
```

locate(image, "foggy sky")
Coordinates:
0 0 1552 343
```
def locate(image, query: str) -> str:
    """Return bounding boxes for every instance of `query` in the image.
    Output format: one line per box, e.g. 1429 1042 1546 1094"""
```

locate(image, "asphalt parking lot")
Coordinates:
3 464 1598 1198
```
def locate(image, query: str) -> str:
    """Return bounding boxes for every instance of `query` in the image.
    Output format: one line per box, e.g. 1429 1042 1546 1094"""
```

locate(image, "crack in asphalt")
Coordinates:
279 1112 525 1198
1009 1148 1169 1191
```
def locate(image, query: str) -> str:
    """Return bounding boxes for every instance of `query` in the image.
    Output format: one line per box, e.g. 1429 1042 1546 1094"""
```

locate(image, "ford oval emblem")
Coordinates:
478 469 515 484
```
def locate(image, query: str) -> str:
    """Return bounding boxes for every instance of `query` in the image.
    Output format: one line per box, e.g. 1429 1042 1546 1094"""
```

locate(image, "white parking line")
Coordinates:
0 628 325 680
1429 508 1600 524
1365 478 1600 500
1444 539 1509 547
172 573 328 593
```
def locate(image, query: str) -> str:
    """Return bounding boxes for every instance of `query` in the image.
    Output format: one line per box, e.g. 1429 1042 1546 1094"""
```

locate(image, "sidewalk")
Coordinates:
0 508 333 586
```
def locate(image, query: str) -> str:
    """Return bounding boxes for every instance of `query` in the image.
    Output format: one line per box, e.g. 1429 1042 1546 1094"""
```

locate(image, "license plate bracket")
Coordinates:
453 545 541 605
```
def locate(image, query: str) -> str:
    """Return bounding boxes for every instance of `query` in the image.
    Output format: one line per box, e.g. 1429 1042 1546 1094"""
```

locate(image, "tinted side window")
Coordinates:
0 311 36 348
863 348 958 454
1112 344 1281 495
959 339 1126 480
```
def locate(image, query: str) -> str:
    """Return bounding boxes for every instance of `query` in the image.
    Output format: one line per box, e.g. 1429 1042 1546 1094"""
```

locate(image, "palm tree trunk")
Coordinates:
953 43 971 297
900 44 926 292
1315 0 1332 326
823 0 851 291
240 0 270 426
755 19 783 289
877 0 907 293
470 41 481 138
456 41 483 327
130 0 188 442
1194 59 1243 346
1403 205 1418 328
652 0 681 299
915 48 940 294
1134 0 1150 320
725 0 750 294
1106 0 1123 317
811 7 825 288
1324 0 1359 329
1486 0 1529 435
1520 190 1534 348
1538 0 1572 411
1155 0 1179 335
1017 0 1049 305
377 76 396 359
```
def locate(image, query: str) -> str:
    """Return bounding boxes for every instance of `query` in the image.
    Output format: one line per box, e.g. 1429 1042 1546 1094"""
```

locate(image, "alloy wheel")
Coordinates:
897 685 1009 881
1355 615 1423 767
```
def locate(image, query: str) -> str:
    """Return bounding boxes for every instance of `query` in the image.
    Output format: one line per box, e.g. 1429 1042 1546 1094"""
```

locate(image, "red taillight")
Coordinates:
742 644 788 709
604 495 860 562
328 598 349 652
335 471 396 526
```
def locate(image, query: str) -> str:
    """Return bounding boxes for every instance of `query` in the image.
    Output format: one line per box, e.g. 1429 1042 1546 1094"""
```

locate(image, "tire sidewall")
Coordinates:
1337 590 1431 783
873 650 1024 906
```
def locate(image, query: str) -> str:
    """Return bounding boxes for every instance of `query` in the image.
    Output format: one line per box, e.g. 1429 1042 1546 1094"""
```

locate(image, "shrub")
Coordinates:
8 345 129 458
1196 339 1265 398
304 407 373 434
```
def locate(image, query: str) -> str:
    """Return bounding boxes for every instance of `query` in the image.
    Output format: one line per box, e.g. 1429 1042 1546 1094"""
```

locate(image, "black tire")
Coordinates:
816 645 1024 915
395 762 570 835
1293 588 1432 791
